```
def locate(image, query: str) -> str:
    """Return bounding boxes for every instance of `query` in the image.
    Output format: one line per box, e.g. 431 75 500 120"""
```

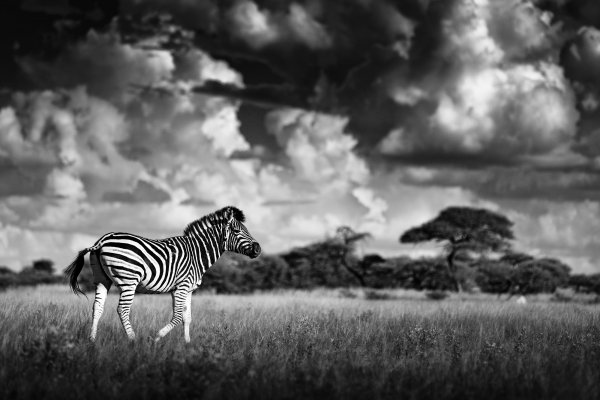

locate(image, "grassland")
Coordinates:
1 285 599 400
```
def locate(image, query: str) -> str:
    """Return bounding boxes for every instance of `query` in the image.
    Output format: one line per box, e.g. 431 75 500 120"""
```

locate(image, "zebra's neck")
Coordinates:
185 219 226 270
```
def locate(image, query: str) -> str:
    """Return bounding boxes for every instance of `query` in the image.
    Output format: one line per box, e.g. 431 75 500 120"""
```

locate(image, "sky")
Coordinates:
1 0 600 273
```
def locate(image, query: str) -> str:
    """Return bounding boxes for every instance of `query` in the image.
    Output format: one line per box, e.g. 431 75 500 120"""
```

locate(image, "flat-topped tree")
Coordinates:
400 206 515 292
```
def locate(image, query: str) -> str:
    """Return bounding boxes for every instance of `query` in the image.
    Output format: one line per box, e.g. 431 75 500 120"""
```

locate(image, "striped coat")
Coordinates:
65 206 261 342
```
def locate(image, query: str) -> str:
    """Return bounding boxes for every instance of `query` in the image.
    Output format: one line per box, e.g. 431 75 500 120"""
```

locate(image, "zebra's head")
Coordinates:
223 207 261 259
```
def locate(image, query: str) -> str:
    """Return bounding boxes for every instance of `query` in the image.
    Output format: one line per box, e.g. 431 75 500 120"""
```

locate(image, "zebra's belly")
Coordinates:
135 285 171 294
138 276 178 293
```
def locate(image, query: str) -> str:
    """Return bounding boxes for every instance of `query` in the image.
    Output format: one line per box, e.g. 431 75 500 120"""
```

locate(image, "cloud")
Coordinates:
352 187 388 223
0 222 98 271
378 0 578 162
431 62 578 155
121 0 218 31
4 0 600 275
174 49 244 87
227 0 333 50
370 0 417 58
488 1 555 59
509 199 600 273
441 0 505 67
19 28 175 102
44 169 86 200
0 88 145 203
266 108 370 191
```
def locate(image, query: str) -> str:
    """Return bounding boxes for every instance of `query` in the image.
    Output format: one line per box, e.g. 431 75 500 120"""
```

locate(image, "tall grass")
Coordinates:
1 285 599 400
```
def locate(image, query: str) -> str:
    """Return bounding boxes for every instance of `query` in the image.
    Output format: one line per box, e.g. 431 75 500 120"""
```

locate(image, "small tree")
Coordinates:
511 258 571 295
32 259 55 274
476 260 513 294
280 226 372 288
333 226 372 286
569 274 597 293
0 266 15 275
501 254 571 296
400 206 514 292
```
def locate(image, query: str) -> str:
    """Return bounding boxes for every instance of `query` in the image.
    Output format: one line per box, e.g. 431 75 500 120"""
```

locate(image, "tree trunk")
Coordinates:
446 248 462 293
341 253 366 287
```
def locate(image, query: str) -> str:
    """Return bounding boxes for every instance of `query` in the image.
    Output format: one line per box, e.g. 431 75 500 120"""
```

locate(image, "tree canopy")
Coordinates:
400 206 515 292
400 206 514 251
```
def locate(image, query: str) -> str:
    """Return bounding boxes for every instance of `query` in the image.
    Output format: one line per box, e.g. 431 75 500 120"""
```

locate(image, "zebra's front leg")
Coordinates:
117 287 137 340
155 288 187 342
183 291 192 343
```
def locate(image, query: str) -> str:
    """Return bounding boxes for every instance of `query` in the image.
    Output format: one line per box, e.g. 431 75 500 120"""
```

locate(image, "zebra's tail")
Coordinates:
64 247 93 296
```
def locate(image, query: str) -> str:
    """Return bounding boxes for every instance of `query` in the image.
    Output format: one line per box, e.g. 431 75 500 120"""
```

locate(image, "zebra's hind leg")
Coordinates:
117 287 137 340
154 288 187 342
89 250 112 342
90 283 111 342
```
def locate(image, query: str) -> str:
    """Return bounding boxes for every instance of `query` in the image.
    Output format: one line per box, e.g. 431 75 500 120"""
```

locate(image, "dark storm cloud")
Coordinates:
536 0 600 28
119 0 425 106
535 1 600 163
2 0 599 204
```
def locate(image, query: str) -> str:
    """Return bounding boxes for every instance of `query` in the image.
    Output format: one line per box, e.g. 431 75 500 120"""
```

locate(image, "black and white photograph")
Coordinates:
0 0 599 399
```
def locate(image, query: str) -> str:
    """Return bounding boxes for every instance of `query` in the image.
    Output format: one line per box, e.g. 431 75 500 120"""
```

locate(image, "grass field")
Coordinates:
1 285 600 400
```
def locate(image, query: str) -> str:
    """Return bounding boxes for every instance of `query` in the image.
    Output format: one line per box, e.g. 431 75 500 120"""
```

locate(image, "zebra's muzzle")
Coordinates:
250 242 261 258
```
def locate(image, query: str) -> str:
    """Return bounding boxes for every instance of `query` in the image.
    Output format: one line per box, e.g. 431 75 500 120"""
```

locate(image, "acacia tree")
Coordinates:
282 226 372 287
400 206 515 292
333 226 373 286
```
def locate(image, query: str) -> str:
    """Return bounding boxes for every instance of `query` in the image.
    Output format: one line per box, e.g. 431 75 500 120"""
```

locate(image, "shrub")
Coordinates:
425 290 449 301
364 290 396 300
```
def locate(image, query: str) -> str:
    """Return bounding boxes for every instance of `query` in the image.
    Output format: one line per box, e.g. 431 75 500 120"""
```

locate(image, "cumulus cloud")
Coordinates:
44 169 86 200
264 107 391 241
559 26 600 161
227 0 333 50
488 1 555 59
352 187 388 223
0 88 145 203
379 0 579 161
266 108 370 191
510 200 600 273
174 49 244 87
431 62 578 155
0 222 99 271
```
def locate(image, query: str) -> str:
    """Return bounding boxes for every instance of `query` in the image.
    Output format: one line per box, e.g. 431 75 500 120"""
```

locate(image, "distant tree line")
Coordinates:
0 259 63 290
1 206 600 298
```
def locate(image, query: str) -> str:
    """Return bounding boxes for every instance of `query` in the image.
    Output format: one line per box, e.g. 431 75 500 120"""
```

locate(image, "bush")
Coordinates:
17 268 63 286
425 290 449 301
476 261 513 294
364 290 396 300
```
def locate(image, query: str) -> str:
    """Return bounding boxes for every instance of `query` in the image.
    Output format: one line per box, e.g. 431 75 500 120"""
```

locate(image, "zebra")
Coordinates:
64 206 261 343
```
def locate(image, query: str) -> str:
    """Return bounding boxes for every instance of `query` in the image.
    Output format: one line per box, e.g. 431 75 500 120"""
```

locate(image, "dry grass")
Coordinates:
1 285 600 400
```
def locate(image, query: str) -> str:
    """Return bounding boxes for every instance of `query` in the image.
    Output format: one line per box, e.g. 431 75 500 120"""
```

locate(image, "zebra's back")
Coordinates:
97 232 191 293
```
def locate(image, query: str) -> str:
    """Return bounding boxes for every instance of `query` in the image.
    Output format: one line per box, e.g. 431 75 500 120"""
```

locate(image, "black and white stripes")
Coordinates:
65 206 261 342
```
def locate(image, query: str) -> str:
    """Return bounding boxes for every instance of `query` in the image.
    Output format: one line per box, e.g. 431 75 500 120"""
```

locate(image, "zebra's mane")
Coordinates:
183 206 245 236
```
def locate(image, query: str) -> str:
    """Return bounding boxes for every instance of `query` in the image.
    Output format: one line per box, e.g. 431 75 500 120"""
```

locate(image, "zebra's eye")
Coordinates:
230 227 240 233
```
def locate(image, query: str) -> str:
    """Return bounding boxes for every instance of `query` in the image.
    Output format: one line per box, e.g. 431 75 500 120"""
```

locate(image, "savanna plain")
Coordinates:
1 285 599 400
